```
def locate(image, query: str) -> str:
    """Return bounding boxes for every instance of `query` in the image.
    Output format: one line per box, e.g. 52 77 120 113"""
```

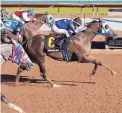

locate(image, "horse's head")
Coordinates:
86 19 117 39
102 21 118 39
34 12 54 26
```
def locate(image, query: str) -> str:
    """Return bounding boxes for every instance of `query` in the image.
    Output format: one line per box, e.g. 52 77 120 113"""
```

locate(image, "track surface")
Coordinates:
1 53 122 113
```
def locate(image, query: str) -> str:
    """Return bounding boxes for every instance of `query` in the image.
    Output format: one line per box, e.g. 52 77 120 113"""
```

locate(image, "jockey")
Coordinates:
50 17 86 38
11 8 35 24
2 20 24 42
3 9 35 41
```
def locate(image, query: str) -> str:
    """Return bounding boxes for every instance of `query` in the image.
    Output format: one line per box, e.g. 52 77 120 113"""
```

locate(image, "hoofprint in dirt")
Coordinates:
1 53 122 113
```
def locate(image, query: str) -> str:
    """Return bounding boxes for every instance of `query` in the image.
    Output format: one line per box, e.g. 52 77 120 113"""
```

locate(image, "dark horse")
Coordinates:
14 19 116 88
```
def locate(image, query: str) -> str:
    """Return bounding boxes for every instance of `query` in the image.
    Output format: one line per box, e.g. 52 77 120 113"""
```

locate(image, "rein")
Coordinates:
87 28 109 37
86 21 109 37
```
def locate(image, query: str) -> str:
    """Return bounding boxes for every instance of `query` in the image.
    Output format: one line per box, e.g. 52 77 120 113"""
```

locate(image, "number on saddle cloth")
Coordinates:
12 41 33 70
46 34 66 50
46 33 70 62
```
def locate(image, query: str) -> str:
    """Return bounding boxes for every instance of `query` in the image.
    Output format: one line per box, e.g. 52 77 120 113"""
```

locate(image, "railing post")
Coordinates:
19 6 21 10
97 4 99 16
92 3 95 17
58 6 60 15
80 7 82 16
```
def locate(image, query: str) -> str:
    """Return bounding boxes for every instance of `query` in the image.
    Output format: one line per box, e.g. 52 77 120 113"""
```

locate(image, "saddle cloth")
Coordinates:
44 34 71 61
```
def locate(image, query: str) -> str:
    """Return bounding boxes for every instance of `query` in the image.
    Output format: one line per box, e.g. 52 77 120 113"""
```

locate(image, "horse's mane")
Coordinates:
86 20 99 28
34 12 48 18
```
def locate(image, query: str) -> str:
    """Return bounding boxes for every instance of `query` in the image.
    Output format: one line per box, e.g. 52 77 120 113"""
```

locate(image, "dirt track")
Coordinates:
1 52 122 113
1 15 122 113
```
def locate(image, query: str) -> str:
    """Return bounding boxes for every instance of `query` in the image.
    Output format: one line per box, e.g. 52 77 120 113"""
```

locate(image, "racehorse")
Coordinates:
1 12 49 43
14 19 117 88
1 11 48 112
1 29 33 113
1 28 33 72
21 12 49 42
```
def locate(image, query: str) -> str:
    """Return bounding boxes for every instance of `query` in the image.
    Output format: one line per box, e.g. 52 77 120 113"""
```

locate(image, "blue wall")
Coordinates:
1 0 122 4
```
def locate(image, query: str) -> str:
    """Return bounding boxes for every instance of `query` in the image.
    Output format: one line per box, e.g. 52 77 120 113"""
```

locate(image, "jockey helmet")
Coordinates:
73 17 82 26
27 9 35 16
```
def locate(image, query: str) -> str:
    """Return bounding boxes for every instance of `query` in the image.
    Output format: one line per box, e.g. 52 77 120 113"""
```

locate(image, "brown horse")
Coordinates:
21 12 49 42
14 20 117 88
1 12 48 43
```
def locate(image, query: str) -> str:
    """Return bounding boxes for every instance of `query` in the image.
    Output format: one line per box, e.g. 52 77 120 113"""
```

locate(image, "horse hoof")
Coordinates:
111 71 117 75
53 84 61 88
15 82 22 86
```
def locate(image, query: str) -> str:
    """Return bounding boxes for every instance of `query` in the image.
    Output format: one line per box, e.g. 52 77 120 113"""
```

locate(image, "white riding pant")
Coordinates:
51 24 71 37
12 14 25 24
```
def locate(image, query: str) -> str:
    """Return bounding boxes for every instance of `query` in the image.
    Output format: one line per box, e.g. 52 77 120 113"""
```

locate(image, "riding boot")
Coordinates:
60 36 70 51
60 37 70 62
52 34 67 47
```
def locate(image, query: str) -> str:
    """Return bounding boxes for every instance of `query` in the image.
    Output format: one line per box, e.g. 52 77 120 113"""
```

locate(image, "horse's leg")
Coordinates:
85 55 116 76
72 41 100 78
81 55 101 78
81 55 116 77
72 40 116 78
100 63 117 75
15 67 23 85
27 35 61 87
33 49 60 87
38 62 60 88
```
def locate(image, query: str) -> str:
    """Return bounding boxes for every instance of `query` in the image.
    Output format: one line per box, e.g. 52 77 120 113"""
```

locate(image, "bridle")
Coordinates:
34 13 48 24
86 20 109 37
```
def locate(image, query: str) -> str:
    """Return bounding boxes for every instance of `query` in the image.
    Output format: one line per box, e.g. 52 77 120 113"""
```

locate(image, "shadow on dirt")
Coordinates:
1 74 46 84
1 74 95 86
52 80 96 85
